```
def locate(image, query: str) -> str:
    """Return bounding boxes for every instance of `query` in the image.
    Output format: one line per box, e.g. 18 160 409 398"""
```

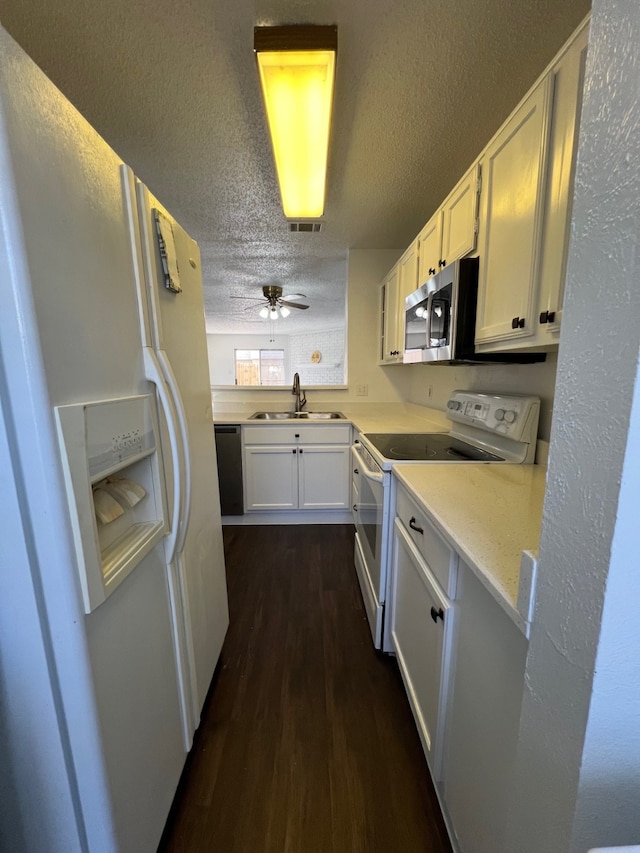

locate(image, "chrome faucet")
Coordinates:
292 372 307 412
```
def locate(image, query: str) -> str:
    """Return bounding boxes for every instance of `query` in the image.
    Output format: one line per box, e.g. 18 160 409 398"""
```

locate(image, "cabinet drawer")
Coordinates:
243 424 351 445
395 483 457 596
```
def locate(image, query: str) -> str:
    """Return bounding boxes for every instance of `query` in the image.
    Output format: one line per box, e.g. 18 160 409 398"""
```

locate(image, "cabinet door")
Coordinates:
418 211 442 283
441 163 480 267
442 561 527 853
243 446 298 510
298 445 349 509
380 264 401 363
390 518 453 779
536 21 589 341
475 77 553 346
396 240 419 357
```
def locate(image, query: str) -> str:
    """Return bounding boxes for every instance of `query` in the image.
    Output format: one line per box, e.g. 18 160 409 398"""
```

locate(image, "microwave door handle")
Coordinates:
426 292 435 344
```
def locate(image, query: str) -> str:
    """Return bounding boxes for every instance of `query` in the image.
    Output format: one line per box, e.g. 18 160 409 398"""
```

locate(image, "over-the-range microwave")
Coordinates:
403 257 545 365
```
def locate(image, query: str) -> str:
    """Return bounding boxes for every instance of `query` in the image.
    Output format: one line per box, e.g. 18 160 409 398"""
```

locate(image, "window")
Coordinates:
234 349 285 386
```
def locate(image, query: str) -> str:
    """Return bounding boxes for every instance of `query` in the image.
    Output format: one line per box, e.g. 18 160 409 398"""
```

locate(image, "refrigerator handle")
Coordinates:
156 348 192 555
142 347 182 564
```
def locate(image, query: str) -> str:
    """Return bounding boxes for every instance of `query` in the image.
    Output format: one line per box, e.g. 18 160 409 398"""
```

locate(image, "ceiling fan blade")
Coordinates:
282 293 307 301
280 300 309 310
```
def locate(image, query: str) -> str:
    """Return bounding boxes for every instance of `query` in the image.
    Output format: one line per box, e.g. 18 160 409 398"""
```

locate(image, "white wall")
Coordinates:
288 328 344 386
505 3 640 850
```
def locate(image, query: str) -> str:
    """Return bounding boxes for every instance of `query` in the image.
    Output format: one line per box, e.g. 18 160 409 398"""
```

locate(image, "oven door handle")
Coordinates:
352 444 384 483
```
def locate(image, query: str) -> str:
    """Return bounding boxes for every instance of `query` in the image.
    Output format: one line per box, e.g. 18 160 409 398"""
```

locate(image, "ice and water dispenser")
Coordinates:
55 394 168 613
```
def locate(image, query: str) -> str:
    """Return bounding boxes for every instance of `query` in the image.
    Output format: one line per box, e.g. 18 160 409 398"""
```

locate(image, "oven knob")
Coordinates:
495 408 505 421
504 410 517 424
448 400 461 411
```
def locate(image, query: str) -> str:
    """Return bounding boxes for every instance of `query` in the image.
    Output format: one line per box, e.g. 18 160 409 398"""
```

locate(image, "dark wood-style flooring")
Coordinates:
158 525 452 853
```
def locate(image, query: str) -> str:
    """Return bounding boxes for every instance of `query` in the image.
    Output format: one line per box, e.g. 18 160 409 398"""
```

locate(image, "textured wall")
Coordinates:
505 2 640 850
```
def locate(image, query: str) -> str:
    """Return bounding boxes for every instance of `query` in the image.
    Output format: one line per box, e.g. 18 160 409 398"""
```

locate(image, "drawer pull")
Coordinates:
353 504 358 512
409 517 424 535
354 467 359 475
430 606 444 623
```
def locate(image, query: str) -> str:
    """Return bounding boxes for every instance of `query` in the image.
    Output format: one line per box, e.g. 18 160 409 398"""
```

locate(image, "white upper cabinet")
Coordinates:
379 240 418 364
418 163 480 286
535 21 589 342
440 163 481 271
475 19 589 351
417 212 442 282
379 263 401 363
474 76 553 347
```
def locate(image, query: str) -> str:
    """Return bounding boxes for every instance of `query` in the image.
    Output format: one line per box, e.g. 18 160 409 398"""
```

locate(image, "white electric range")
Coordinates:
351 390 540 649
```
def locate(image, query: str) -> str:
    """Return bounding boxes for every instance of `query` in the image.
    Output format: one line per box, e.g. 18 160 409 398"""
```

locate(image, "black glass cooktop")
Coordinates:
364 433 504 462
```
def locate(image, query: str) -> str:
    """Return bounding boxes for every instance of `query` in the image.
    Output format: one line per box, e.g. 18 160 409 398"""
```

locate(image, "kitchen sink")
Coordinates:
249 411 345 420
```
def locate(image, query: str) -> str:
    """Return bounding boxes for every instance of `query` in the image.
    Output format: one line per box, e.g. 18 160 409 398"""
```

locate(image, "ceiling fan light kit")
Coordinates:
254 25 337 220
233 284 310 320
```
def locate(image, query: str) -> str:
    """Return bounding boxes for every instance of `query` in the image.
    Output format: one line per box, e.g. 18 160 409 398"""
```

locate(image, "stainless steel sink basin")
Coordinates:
249 412 295 419
249 411 345 420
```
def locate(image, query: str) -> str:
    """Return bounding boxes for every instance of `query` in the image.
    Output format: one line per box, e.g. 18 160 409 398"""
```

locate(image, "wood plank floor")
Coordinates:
158 525 453 853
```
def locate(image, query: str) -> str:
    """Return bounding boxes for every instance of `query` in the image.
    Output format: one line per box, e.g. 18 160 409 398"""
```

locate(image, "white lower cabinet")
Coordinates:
243 445 298 509
389 480 529 853
389 515 455 780
440 560 528 853
242 424 351 512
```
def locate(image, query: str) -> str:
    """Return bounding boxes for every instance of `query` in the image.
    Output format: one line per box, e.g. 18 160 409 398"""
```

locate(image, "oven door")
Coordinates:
351 443 387 647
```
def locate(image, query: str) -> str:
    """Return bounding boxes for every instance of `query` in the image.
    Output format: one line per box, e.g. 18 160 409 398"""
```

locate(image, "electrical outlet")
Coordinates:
356 384 368 397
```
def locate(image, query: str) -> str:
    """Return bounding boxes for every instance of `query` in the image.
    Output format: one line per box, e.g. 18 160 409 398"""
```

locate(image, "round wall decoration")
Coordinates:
311 350 322 363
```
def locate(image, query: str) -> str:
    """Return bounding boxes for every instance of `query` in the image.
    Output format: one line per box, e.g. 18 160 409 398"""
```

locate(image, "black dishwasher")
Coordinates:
213 425 244 515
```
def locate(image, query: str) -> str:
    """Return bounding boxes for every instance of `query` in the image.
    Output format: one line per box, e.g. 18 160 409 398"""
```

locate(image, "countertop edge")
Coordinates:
392 466 537 637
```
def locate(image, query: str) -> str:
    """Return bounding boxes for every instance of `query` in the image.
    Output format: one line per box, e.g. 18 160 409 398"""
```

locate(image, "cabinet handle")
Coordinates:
294 433 300 438
354 468 359 475
409 517 424 535
511 316 526 329
539 310 557 325
428 267 436 276
430 606 444 623
299 448 303 454
353 504 358 512
292 448 297 454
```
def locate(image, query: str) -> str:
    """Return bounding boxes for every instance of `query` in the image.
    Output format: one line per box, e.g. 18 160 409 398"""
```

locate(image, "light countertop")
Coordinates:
392 462 548 634
213 401 450 433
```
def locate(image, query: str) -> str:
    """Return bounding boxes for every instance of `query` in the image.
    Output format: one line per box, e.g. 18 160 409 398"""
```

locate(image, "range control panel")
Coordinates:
446 391 540 443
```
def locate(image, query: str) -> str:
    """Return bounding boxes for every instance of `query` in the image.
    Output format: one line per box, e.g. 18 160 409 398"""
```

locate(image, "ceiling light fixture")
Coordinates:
254 24 337 219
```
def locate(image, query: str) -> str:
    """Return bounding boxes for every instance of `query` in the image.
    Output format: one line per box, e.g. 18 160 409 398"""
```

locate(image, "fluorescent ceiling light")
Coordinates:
254 25 337 219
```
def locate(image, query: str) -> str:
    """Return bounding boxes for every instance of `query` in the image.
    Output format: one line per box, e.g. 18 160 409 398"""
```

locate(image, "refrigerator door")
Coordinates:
124 169 229 737
0 35 187 853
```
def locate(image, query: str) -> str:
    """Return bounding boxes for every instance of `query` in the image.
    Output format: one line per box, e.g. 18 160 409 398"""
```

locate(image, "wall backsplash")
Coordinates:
403 353 559 441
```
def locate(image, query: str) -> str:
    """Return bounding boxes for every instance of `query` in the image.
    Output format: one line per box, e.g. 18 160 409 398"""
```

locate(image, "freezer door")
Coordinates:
128 172 229 735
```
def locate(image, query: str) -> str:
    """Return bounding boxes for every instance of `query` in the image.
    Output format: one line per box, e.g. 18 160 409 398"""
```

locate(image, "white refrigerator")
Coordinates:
0 26 228 853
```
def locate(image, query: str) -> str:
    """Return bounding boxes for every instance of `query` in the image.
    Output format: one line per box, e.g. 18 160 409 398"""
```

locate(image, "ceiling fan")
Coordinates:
232 285 309 319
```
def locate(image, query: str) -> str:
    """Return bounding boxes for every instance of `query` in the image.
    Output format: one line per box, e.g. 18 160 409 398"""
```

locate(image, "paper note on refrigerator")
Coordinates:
153 208 182 293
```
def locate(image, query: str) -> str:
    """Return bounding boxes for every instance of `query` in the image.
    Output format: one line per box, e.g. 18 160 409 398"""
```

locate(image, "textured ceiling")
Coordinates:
1 0 590 335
